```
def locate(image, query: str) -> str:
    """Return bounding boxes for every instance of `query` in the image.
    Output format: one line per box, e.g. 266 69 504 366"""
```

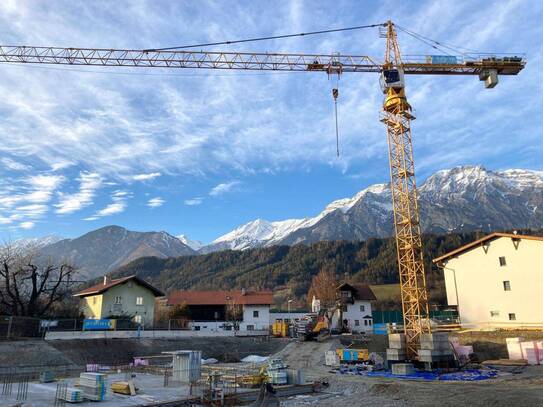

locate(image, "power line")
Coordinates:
144 23 385 52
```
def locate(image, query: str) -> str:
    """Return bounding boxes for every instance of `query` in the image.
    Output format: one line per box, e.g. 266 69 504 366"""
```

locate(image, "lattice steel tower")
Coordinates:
380 21 431 359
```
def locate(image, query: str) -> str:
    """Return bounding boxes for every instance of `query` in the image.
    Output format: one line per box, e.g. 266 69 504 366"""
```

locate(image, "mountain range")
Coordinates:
36 226 195 280
203 166 543 251
16 165 543 280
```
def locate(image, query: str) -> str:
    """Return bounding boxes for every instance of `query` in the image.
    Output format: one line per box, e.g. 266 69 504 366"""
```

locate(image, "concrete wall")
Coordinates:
240 305 270 330
443 237 543 327
45 329 269 340
343 300 373 333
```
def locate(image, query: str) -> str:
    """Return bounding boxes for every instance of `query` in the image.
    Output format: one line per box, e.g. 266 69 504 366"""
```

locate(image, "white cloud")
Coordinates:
147 197 165 208
133 172 161 181
84 189 130 220
55 172 101 214
95 202 126 217
209 181 240 197
1 158 29 171
19 221 34 229
184 197 203 206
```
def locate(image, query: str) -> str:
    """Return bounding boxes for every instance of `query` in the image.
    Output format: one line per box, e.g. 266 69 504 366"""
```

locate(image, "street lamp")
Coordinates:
287 299 293 322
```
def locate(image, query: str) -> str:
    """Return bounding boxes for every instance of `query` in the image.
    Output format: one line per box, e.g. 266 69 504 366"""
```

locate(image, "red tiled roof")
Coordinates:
167 290 274 306
433 232 543 263
74 275 164 297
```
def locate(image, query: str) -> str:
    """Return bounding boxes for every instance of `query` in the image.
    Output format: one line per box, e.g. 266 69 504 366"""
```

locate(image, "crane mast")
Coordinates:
0 23 525 359
381 21 430 359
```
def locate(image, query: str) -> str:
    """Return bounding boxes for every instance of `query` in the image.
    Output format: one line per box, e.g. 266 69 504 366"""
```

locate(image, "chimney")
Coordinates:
103 276 108 285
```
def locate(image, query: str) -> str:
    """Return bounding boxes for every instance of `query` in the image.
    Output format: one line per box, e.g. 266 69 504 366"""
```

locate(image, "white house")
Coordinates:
335 283 376 334
167 289 273 332
434 232 543 328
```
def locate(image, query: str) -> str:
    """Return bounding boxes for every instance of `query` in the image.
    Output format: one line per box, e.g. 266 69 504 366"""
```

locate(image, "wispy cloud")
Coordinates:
19 221 34 230
209 181 240 197
147 197 165 208
133 172 161 181
84 190 130 221
55 172 101 214
184 197 203 206
0 173 64 229
1 158 29 171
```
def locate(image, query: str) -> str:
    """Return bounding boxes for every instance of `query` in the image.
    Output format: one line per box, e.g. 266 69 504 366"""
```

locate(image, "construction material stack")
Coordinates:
266 359 288 385
78 372 107 401
386 333 407 361
60 387 83 403
418 333 453 364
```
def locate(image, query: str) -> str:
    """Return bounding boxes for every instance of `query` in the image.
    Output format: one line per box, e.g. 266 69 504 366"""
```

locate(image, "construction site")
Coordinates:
0 7 541 407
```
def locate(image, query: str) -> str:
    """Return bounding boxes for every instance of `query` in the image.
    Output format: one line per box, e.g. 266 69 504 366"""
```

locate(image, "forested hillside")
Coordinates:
110 229 541 309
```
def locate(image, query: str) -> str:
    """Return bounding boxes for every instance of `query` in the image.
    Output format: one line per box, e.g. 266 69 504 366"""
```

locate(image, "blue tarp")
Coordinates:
337 368 498 382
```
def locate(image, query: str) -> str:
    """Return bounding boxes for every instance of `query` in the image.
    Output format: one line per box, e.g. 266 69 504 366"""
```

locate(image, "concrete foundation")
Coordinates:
391 363 415 375
386 348 406 361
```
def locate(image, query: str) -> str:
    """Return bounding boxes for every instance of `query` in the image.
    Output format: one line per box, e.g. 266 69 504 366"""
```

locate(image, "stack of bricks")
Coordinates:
418 332 454 362
386 333 407 361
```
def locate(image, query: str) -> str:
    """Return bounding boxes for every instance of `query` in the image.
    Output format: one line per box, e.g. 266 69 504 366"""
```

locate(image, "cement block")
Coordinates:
388 340 406 350
388 333 405 342
419 340 451 351
420 333 449 343
392 363 415 375
386 348 406 361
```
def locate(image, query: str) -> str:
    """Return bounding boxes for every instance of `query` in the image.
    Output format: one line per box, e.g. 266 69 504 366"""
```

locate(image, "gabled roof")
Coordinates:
74 275 164 297
167 290 273 306
337 283 377 301
433 232 543 263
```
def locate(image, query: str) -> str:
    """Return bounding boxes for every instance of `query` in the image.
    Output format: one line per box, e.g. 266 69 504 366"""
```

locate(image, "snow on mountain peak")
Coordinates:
177 234 204 250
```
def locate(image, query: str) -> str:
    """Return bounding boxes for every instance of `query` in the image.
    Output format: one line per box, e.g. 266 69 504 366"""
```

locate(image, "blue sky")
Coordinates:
0 0 541 243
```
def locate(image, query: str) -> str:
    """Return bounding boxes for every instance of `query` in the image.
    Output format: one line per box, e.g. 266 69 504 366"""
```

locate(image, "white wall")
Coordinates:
269 312 310 323
240 305 270 330
342 300 373 333
443 237 543 327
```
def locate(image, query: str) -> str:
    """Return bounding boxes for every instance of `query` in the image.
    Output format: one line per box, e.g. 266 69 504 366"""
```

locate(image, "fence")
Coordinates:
371 310 459 325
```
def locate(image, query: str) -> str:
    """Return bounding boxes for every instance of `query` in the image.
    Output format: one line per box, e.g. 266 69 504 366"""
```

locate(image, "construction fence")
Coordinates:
0 316 191 340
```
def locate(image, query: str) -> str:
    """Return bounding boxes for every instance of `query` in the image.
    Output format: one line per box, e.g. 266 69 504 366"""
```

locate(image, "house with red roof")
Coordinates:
167 289 274 332
74 275 164 327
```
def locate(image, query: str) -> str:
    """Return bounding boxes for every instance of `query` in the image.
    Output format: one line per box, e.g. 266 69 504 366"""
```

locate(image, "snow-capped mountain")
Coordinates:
11 235 63 251
202 166 543 252
38 226 195 280
177 234 204 250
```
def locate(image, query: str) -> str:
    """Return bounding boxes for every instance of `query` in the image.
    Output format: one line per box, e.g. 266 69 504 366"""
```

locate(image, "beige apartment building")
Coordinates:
433 233 543 328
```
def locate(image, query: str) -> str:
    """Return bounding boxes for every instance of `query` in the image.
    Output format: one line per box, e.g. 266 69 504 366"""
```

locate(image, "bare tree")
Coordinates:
0 242 77 317
307 267 338 309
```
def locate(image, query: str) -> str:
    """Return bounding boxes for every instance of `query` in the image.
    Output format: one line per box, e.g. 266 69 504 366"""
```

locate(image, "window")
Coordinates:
490 311 500 317
499 256 507 266
503 281 511 291
114 296 122 304
509 313 516 321
136 297 143 305
364 320 368 326
134 315 142 324
247 325 254 331
341 291 351 299
359 305 365 312
368 320 372 326
253 310 259 318
355 320 360 326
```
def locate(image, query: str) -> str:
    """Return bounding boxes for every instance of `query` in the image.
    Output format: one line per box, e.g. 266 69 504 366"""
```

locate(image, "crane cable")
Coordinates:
332 75 340 157
145 23 385 51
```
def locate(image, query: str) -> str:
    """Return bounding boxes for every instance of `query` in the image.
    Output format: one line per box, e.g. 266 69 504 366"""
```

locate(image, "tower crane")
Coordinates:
0 21 524 359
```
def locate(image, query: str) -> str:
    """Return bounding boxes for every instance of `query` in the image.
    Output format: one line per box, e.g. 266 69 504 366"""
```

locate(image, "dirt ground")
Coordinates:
277 335 543 407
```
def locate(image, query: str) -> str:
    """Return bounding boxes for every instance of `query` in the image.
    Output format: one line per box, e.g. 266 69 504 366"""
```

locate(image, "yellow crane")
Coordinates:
0 21 524 359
